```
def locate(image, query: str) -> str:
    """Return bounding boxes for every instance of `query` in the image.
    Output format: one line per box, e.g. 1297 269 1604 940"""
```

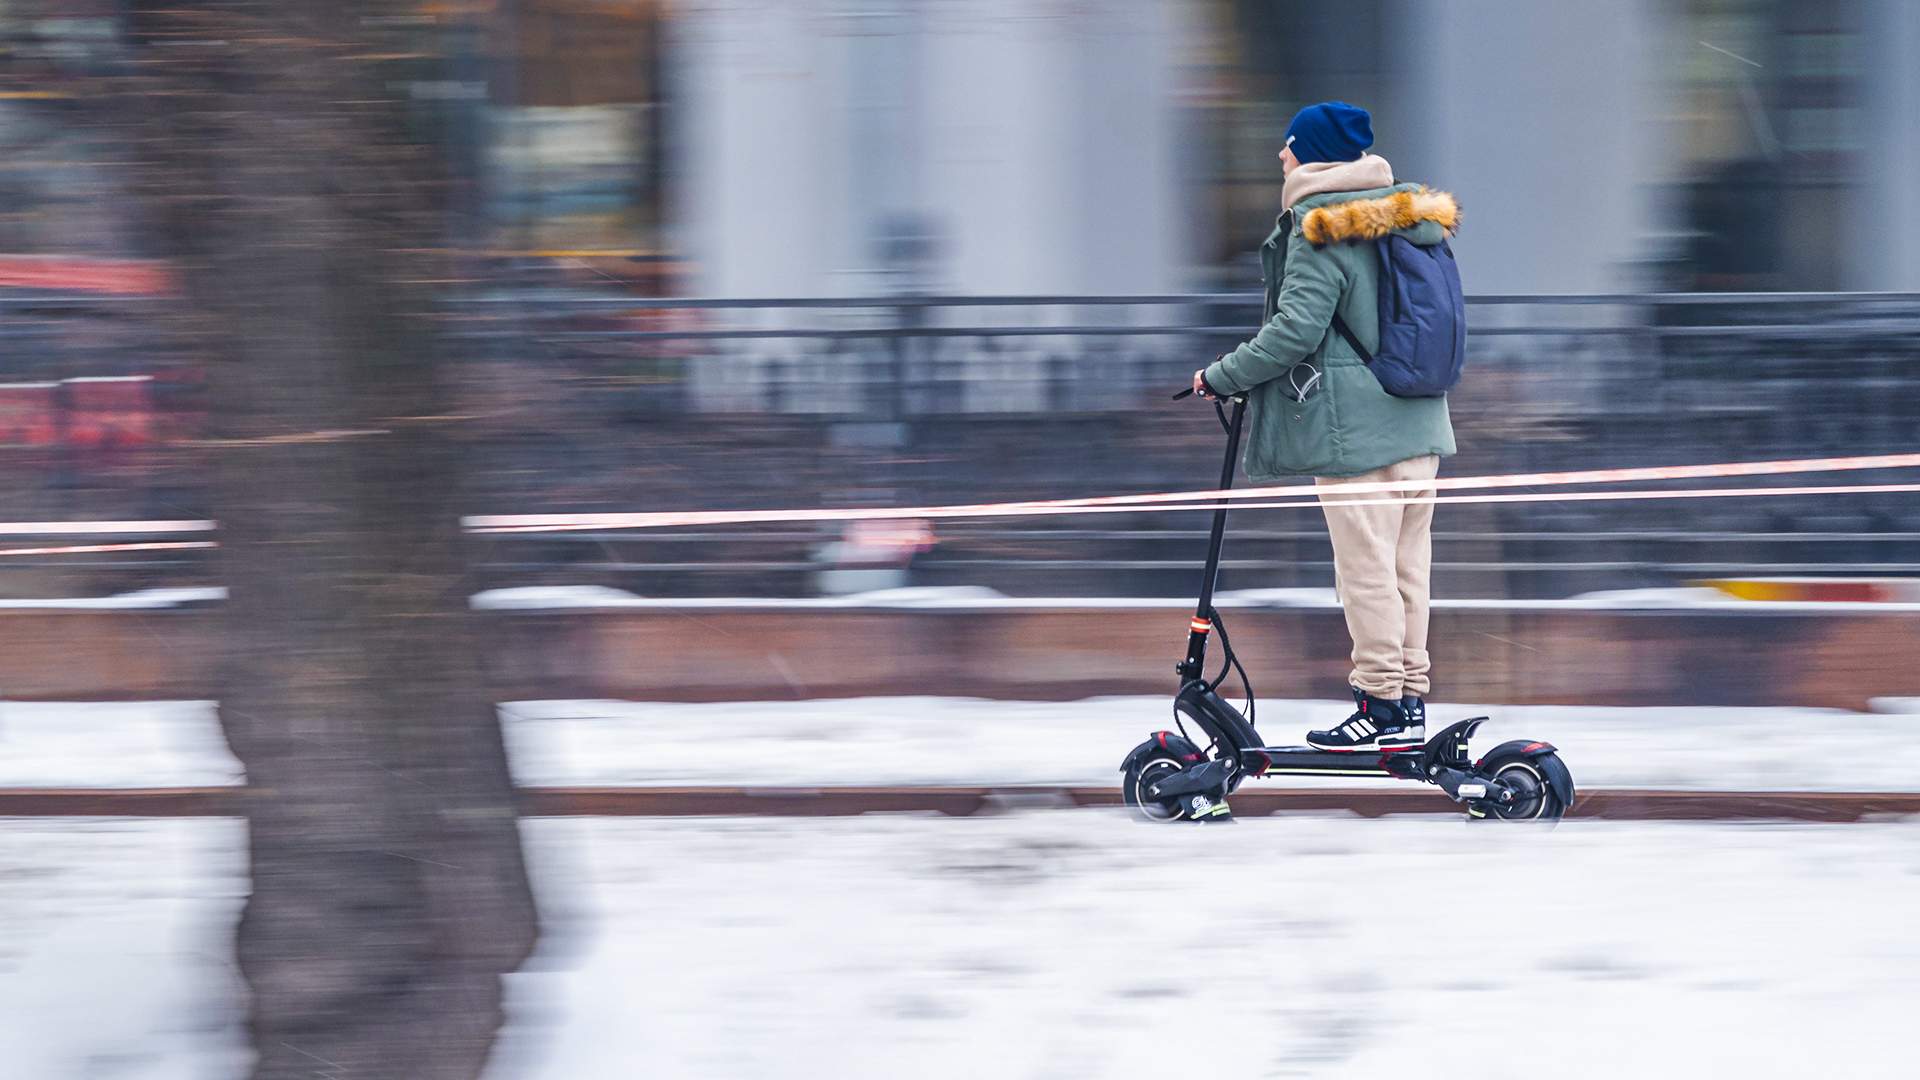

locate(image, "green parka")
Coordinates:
1202 183 1459 480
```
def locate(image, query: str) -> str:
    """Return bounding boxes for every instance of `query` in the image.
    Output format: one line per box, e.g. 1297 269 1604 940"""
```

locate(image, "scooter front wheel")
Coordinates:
1121 753 1190 822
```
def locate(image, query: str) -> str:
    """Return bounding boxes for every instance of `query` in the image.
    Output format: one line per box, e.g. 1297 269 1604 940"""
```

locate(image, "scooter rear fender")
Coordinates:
1479 738 1576 808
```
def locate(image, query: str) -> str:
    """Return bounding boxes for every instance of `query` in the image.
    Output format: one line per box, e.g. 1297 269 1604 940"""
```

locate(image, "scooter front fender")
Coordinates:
1120 730 1206 774
1173 681 1264 757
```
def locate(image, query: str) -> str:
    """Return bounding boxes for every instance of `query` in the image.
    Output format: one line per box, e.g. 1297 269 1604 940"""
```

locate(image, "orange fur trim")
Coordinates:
1301 189 1460 246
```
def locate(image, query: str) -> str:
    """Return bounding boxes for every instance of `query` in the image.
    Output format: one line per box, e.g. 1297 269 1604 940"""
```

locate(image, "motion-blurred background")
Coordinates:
4 3 1920 1079
5 0 1918 603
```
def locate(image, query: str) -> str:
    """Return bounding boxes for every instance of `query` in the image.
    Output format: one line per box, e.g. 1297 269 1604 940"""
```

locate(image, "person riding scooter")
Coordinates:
1192 101 1459 752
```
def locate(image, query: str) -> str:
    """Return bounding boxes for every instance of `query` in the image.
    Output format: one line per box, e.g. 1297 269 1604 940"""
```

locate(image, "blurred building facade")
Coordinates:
5 0 1915 293
440 0 1919 295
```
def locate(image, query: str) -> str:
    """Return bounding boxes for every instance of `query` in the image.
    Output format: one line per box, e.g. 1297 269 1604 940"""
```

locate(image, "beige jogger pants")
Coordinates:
1315 454 1440 699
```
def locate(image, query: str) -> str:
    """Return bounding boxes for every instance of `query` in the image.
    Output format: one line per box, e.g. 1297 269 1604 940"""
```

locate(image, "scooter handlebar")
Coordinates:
1174 386 1240 402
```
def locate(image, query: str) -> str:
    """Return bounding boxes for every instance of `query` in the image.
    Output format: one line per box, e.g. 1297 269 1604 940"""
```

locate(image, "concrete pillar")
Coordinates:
673 2 858 298
1854 0 1920 289
920 0 1190 295
673 0 1192 297
1386 0 1675 295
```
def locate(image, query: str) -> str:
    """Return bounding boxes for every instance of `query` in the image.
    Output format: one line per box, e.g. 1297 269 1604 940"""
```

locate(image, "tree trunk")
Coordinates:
124 5 538 1076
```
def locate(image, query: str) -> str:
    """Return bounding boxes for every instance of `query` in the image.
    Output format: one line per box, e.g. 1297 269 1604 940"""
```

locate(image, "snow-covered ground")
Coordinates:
490 813 1920 1078
11 814 1920 1079
4 696 1918 793
0 702 243 788
0 819 249 1079
0 587 226 609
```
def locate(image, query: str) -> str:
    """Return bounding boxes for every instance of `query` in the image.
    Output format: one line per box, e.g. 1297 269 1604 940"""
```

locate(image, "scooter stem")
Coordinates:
1176 395 1247 681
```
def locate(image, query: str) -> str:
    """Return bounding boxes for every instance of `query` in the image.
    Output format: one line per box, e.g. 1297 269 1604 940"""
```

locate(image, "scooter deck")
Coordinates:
1241 717 1489 779
1248 745 1424 778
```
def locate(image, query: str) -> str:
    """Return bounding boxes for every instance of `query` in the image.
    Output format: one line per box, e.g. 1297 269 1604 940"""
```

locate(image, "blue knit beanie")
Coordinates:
1284 101 1373 165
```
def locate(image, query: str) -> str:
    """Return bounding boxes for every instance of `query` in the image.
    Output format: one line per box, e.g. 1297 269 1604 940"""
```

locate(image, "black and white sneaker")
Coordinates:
1306 689 1425 752
1401 695 1427 732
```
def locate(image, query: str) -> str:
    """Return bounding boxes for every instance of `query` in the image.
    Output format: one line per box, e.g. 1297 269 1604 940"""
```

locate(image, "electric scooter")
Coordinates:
1118 390 1574 823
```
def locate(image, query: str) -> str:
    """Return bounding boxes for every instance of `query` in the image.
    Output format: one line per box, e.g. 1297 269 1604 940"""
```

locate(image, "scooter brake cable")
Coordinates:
1211 607 1256 725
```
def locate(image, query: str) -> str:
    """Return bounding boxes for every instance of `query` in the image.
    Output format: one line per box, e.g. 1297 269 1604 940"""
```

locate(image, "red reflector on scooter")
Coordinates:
1189 618 1212 633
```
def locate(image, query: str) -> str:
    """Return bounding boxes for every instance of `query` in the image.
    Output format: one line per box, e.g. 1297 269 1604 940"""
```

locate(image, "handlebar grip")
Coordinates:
1171 387 1195 400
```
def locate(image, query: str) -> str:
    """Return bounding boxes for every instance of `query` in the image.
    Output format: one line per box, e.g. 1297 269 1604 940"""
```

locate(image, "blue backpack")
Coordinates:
1330 235 1466 398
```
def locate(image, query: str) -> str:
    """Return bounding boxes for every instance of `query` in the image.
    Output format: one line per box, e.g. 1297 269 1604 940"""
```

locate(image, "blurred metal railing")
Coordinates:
443 288 1920 416
439 288 1920 596
6 286 1920 598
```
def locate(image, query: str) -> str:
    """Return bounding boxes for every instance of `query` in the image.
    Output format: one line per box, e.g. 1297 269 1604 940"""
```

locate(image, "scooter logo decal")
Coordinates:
1190 795 1212 812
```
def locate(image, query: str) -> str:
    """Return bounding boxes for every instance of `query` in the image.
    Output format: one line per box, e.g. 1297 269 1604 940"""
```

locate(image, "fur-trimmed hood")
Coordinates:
1301 188 1459 247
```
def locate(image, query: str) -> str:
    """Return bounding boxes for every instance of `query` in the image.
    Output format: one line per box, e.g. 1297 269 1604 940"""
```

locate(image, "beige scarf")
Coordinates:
1282 153 1395 210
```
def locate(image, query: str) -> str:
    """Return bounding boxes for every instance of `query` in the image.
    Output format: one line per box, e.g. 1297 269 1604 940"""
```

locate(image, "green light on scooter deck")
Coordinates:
1193 800 1231 818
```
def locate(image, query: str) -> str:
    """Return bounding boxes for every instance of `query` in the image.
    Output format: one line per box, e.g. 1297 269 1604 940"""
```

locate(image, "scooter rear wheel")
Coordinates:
1474 753 1569 822
1121 754 1189 822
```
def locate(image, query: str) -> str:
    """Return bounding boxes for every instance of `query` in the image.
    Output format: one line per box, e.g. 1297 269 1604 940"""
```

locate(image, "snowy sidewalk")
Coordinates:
488 813 1920 1079
0 820 249 1080
496 696 1920 793
10 815 1920 1079
2 696 1918 792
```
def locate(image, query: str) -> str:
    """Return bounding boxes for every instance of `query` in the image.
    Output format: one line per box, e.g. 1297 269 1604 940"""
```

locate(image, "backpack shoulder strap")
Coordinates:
1329 311 1372 365
1330 232 1394 365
